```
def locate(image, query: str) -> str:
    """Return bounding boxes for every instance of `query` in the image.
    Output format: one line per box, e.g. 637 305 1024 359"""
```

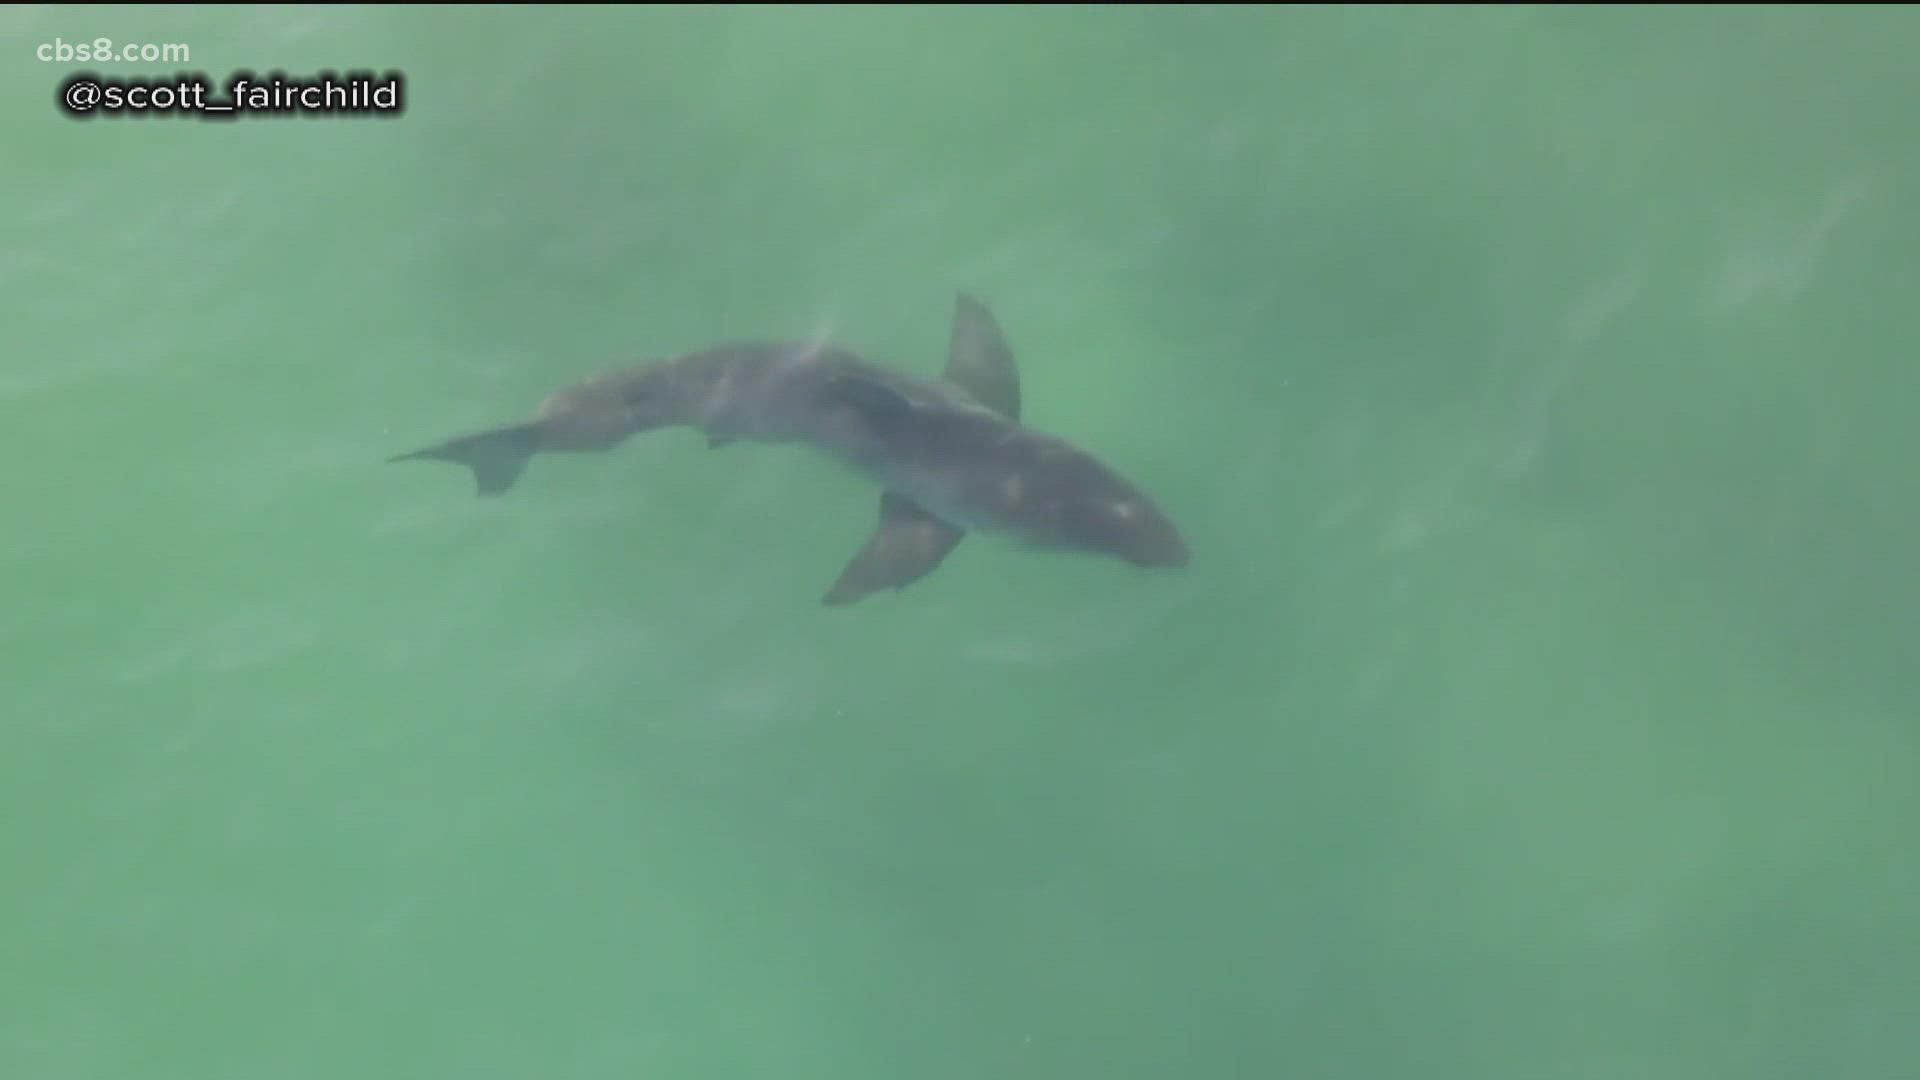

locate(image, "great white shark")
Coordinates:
388 294 1189 605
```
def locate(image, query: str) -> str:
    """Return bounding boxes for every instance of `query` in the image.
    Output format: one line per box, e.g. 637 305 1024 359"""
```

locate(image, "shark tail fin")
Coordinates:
388 422 544 497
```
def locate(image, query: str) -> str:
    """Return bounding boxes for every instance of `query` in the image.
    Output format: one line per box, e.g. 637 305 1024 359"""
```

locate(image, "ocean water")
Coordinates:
5 6 1918 1078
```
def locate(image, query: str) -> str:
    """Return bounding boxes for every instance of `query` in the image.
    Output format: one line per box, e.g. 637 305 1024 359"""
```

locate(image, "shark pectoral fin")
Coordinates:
388 422 543 497
944 292 1022 420
823 492 966 607
707 435 737 449
822 375 917 434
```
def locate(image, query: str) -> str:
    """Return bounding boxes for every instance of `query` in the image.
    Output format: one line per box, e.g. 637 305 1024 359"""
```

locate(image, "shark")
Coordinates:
388 294 1189 605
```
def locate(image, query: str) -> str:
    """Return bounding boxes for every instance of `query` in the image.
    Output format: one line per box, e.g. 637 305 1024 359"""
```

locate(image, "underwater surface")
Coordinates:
4 6 1918 1078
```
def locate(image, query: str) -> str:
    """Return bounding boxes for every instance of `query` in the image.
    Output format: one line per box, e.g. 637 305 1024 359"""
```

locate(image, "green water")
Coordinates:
6 5 1918 1077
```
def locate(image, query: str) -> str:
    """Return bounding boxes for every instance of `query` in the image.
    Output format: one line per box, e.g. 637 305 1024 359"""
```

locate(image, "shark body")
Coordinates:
390 294 1188 604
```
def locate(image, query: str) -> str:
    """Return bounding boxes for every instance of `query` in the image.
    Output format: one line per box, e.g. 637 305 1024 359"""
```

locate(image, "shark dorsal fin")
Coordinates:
942 293 1020 420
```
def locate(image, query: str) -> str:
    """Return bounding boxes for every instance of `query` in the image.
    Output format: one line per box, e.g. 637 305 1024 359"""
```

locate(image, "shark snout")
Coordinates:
1066 493 1190 569
1122 511 1191 569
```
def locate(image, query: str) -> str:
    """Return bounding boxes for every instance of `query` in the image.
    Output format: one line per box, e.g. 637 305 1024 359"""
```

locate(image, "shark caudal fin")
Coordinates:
388 422 543 497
